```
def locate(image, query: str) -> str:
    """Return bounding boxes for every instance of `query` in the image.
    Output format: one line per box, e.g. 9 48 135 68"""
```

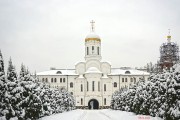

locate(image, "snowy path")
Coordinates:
39 109 163 120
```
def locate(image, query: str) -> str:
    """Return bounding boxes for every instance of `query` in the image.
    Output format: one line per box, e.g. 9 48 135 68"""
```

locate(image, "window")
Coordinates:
125 78 127 82
134 78 136 83
131 78 133 82
60 78 62 83
70 82 73 88
114 82 117 87
122 78 124 82
42 78 44 82
70 92 73 95
81 98 83 105
92 46 94 54
92 81 95 91
98 81 100 91
125 71 131 74
104 84 106 91
87 47 89 55
87 81 89 91
81 84 83 92
63 78 65 82
56 71 62 74
97 47 99 55
45 78 48 83
54 78 57 83
51 78 53 83
104 98 106 105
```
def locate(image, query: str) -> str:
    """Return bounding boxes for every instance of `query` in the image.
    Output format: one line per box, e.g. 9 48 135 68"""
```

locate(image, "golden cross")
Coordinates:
168 29 171 35
90 20 95 32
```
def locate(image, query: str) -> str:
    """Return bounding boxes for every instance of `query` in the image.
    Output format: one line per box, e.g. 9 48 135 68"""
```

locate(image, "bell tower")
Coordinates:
85 20 102 61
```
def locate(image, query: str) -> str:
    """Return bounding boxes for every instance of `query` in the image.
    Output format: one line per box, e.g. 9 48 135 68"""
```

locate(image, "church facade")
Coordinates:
37 21 149 109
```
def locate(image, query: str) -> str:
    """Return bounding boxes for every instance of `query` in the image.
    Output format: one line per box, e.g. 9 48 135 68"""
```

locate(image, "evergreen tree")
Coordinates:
4 58 18 120
18 64 42 119
111 64 180 120
0 50 6 117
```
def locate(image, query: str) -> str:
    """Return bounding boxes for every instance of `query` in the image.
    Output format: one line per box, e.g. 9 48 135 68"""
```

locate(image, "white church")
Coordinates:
37 21 150 109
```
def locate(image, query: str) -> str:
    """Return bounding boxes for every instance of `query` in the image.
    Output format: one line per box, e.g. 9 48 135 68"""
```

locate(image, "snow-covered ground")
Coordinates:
39 109 163 120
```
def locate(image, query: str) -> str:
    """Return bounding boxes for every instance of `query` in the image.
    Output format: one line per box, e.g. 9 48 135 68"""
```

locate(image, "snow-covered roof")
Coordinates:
37 68 149 76
37 69 78 76
85 32 100 39
85 67 102 74
110 68 150 76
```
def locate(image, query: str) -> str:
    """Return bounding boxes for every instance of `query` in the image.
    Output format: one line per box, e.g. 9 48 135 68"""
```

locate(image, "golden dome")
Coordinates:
167 35 171 39
85 32 101 42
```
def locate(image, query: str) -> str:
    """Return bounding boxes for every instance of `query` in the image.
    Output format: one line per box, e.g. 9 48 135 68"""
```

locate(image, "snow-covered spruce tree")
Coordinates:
148 74 160 117
40 86 75 116
18 65 42 120
164 66 180 120
4 58 19 120
60 88 75 112
111 64 180 119
132 79 146 114
0 50 6 117
126 84 137 112
39 84 53 116
111 88 129 111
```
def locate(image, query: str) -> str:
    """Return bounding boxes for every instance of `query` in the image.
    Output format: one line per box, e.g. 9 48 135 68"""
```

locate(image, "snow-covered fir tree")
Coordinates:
0 50 6 117
17 64 42 120
111 64 180 120
0 51 76 120
4 58 18 120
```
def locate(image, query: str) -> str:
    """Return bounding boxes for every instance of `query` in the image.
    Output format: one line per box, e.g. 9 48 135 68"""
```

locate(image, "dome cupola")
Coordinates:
85 20 101 42
85 20 102 61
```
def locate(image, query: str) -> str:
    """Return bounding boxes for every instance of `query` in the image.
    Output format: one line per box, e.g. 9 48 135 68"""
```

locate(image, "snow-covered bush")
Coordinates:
111 64 180 120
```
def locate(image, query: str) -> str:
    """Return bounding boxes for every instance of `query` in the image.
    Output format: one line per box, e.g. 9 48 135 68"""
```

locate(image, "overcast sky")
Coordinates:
0 0 180 73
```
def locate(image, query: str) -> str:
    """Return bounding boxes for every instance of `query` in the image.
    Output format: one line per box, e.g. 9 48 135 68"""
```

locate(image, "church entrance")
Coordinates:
88 99 99 109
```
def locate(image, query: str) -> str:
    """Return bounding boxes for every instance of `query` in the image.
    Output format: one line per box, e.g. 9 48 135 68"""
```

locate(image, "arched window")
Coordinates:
42 78 44 82
81 84 83 92
114 82 117 87
104 98 106 105
54 78 57 82
104 84 106 91
81 98 83 105
87 81 89 91
70 82 73 88
45 78 48 83
134 78 136 83
56 71 62 74
98 81 100 91
97 47 99 55
125 78 127 82
51 78 53 83
63 78 65 82
131 78 133 82
92 81 95 91
125 71 131 74
92 46 94 54
60 78 62 83
87 47 89 55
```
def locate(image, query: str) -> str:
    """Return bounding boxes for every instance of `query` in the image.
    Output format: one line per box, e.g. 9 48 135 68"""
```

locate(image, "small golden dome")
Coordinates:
85 32 101 42
167 35 171 39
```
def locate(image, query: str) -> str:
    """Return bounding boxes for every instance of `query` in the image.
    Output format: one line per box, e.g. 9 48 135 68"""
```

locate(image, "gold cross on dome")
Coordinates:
90 20 95 32
168 29 171 35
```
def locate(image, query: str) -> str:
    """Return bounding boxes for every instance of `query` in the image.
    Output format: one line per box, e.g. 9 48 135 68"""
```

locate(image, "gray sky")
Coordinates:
0 0 180 73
